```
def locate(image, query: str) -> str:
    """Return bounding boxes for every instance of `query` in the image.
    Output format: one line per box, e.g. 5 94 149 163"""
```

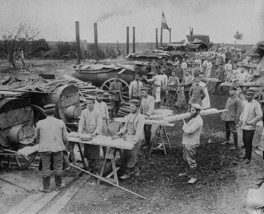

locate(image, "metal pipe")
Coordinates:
75 21 81 65
126 26 129 55
132 26 135 53
94 23 98 61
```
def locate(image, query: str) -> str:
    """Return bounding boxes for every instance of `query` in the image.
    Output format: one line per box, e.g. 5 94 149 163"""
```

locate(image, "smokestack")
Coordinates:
156 28 158 47
94 23 99 61
126 26 129 55
169 28 171 43
160 27 163 45
75 21 81 65
132 26 135 53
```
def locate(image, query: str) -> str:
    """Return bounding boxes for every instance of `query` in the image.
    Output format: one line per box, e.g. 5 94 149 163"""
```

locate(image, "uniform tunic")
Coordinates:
189 84 206 106
35 116 68 177
140 95 155 117
182 115 203 168
120 112 145 168
78 108 102 159
129 80 143 99
35 116 67 153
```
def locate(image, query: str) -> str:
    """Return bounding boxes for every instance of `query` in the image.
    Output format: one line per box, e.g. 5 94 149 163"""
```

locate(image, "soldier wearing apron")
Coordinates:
78 97 102 174
117 99 145 180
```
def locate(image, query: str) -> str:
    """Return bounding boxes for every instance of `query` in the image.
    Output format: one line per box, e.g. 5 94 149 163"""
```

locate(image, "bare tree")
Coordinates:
234 31 243 44
1 24 39 69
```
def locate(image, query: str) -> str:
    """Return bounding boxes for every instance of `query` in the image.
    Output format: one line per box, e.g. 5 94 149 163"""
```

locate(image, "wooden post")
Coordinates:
75 21 81 65
156 28 158 47
169 28 171 43
94 22 99 61
132 26 135 53
160 27 163 45
126 26 129 55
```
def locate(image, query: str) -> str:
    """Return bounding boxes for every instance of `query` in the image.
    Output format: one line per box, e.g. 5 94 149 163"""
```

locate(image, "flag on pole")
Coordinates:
161 11 170 31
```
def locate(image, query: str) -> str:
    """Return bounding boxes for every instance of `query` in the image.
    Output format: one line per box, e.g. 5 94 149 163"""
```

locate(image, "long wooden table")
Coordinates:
114 118 174 155
68 136 135 185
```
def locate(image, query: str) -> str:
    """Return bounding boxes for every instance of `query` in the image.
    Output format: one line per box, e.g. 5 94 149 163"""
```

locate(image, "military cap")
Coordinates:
85 96 96 101
130 99 140 106
191 103 202 110
44 104 56 113
229 86 237 91
140 87 149 92
245 89 255 95
96 89 104 95
44 104 55 110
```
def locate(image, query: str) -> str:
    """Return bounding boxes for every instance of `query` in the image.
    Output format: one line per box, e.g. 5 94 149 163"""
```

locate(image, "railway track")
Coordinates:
5 171 90 214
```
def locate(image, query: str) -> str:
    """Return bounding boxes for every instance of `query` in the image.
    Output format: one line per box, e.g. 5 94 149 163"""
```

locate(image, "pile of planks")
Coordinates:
62 75 111 110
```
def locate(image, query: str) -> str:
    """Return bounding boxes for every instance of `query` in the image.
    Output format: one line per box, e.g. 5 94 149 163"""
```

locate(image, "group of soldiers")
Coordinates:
34 46 264 192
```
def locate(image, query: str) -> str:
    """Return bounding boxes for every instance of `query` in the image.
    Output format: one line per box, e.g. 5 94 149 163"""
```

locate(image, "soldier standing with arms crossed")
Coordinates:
35 104 68 193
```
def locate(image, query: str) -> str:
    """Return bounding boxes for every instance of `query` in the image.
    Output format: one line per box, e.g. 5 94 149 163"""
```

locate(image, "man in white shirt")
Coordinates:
205 60 213 78
225 60 233 82
129 73 143 101
143 71 163 109
181 59 187 70
202 59 208 76
178 103 203 184
159 69 168 105
94 90 110 136
237 67 250 83
239 89 263 164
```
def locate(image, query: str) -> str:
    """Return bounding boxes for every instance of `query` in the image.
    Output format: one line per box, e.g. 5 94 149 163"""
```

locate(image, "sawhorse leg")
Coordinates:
163 126 172 150
149 125 167 155
99 147 120 185
77 143 87 170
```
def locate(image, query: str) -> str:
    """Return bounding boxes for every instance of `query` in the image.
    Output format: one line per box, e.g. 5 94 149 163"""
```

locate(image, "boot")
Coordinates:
41 176 51 193
187 167 197 184
55 175 65 191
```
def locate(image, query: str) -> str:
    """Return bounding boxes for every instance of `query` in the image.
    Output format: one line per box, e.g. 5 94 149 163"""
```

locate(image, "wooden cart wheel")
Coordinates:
101 78 130 101
31 104 47 125
17 152 38 170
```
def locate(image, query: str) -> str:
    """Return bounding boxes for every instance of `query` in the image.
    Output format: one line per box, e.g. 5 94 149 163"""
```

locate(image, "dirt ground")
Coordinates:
1 59 264 214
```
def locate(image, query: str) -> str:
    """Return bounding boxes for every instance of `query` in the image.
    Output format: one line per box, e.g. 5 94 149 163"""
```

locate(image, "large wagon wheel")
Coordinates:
101 78 130 101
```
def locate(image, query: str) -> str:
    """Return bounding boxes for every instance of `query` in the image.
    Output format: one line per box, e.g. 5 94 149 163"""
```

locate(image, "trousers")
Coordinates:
123 141 141 168
144 124 152 144
225 121 238 146
39 151 63 177
183 144 198 168
242 129 255 160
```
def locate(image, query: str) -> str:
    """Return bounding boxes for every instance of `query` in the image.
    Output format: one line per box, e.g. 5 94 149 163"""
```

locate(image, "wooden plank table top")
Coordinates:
114 117 174 127
68 135 135 150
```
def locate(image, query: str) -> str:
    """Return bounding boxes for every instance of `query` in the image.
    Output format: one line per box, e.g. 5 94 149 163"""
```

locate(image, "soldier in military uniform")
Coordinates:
35 104 68 192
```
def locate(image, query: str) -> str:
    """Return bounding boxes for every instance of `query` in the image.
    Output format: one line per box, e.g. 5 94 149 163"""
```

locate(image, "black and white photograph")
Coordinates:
0 0 264 213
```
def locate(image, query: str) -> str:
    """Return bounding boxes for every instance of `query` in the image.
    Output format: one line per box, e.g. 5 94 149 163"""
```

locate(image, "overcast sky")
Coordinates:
0 0 263 44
